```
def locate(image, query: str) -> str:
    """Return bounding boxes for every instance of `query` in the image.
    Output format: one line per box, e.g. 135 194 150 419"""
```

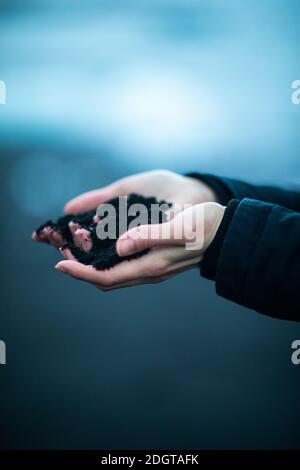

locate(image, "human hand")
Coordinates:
55 202 225 290
32 170 219 268
64 170 218 216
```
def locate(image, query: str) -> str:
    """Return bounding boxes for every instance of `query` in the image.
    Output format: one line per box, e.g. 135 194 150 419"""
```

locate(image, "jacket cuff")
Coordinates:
201 199 240 281
215 198 273 308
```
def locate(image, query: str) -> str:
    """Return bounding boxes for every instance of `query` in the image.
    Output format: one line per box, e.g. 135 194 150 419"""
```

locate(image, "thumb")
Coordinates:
116 222 180 257
116 206 205 257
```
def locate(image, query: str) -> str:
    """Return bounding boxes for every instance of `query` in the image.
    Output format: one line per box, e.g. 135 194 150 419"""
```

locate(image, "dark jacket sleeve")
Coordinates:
187 173 300 212
202 198 300 321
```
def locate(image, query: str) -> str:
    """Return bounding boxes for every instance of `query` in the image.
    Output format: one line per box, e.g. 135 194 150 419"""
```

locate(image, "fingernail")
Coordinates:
117 239 136 256
55 263 65 272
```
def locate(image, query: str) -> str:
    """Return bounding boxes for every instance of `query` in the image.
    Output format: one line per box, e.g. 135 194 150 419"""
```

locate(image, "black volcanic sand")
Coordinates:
35 194 170 270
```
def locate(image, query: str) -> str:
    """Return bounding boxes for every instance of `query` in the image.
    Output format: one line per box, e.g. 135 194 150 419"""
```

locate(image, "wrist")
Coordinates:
204 203 226 250
201 199 240 280
185 176 219 204
185 173 234 205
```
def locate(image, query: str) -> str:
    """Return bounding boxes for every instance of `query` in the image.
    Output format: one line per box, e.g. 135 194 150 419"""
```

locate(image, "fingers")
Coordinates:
64 181 126 215
164 202 186 220
55 260 102 283
59 247 77 261
116 205 205 257
116 222 181 257
68 222 92 252
54 258 143 286
32 226 64 247
54 245 202 291
63 170 161 215
54 247 170 288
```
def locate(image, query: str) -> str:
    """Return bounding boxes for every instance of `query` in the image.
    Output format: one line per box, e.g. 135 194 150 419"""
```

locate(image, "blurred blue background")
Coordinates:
1 0 300 449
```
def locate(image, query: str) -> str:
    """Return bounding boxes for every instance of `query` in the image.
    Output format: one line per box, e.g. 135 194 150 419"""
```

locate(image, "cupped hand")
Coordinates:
55 202 225 290
64 170 218 216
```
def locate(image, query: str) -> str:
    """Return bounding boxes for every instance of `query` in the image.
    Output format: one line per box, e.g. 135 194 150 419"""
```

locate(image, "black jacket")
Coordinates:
189 173 300 321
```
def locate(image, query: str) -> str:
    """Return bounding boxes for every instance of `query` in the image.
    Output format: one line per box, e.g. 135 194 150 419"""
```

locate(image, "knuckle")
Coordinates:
154 267 164 277
97 272 115 288
101 278 113 288
143 264 157 277
97 285 109 291
144 259 167 277
97 283 112 291
158 257 170 273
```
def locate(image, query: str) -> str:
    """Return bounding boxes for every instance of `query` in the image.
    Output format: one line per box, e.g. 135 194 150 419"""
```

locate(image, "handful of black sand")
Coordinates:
33 194 170 270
